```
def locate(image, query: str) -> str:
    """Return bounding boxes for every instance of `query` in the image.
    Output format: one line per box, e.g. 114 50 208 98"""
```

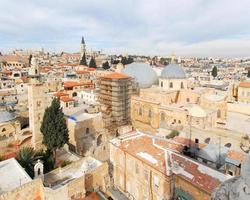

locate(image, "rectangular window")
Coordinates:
153 175 159 190
136 163 139 174
144 169 149 181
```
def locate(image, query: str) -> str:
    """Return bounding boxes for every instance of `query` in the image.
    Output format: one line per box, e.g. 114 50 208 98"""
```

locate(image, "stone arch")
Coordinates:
97 134 103 146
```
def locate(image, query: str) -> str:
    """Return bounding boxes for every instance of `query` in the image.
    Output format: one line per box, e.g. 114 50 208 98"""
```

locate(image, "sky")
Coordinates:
1 0 250 57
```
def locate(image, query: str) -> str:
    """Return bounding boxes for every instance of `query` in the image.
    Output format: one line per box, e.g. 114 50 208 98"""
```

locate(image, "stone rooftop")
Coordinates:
0 158 32 195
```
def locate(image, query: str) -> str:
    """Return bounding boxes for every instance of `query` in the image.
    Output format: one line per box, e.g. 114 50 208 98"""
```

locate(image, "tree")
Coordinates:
40 98 69 164
212 66 218 78
166 130 179 139
102 61 110 70
28 54 32 67
17 147 36 177
80 52 87 65
89 57 97 68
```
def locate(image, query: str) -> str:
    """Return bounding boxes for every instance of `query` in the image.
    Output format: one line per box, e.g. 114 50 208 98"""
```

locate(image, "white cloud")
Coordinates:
0 0 250 57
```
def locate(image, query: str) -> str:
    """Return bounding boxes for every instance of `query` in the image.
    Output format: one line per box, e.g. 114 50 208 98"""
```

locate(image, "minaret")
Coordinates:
28 57 46 149
80 36 86 58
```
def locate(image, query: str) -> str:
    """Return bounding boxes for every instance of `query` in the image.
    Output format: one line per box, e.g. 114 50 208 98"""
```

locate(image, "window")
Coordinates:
135 163 139 174
160 112 165 121
139 107 142 116
37 101 41 107
169 82 173 88
86 128 89 134
178 120 181 124
148 109 152 118
144 169 149 180
2 128 6 132
181 82 184 89
242 91 245 96
153 175 159 190
66 102 68 107
161 81 163 87
217 109 221 118
186 98 190 102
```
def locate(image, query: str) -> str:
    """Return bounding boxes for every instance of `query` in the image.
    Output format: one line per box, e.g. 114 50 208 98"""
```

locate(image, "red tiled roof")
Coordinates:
60 96 74 102
64 81 94 88
227 150 247 162
102 72 131 79
53 91 69 97
76 70 89 74
173 136 206 149
88 68 97 71
239 82 250 88
111 133 227 194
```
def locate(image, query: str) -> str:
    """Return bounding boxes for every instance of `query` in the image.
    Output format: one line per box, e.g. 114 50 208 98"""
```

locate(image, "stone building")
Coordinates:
28 57 47 149
0 110 20 144
67 111 110 161
109 131 230 200
99 72 132 132
237 81 250 103
130 63 227 134
0 157 109 200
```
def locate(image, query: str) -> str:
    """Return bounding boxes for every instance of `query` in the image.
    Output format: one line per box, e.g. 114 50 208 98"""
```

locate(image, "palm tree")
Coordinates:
17 147 36 177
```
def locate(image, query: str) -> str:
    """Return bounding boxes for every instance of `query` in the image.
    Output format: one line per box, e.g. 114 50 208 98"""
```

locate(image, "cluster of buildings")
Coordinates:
0 37 250 200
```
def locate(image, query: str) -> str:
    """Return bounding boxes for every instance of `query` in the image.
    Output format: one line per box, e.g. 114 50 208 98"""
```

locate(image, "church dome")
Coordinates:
0 111 16 123
122 62 158 88
160 64 186 79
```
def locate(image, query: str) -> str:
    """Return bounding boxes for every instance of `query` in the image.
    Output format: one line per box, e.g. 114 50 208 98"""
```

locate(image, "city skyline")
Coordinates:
1 0 250 57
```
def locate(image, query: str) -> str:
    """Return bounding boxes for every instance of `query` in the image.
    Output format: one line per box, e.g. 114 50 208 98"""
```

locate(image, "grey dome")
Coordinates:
160 64 186 79
0 111 16 123
122 62 158 88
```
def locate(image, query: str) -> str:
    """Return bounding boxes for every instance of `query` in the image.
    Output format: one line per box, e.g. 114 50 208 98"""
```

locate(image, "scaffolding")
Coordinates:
99 76 132 130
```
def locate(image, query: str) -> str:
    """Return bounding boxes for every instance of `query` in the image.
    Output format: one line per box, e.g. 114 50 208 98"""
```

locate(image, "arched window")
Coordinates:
160 113 165 121
86 128 89 134
181 82 184 89
72 92 77 97
217 110 221 118
97 135 103 146
148 109 152 118
2 128 6 132
178 120 181 124
139 107 142 116
169 82 173 88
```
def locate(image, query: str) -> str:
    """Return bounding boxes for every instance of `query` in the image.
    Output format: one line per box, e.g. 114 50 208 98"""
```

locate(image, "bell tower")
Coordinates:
28 56 46 149
80 36 86 58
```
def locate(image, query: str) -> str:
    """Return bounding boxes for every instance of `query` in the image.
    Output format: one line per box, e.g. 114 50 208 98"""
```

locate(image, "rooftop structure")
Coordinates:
160 63 186 79
99 72 132 131
122 62 158 88
0 158 32 195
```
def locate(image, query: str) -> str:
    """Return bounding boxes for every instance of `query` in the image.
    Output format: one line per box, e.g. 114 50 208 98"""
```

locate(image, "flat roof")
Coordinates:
0 158 32 195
